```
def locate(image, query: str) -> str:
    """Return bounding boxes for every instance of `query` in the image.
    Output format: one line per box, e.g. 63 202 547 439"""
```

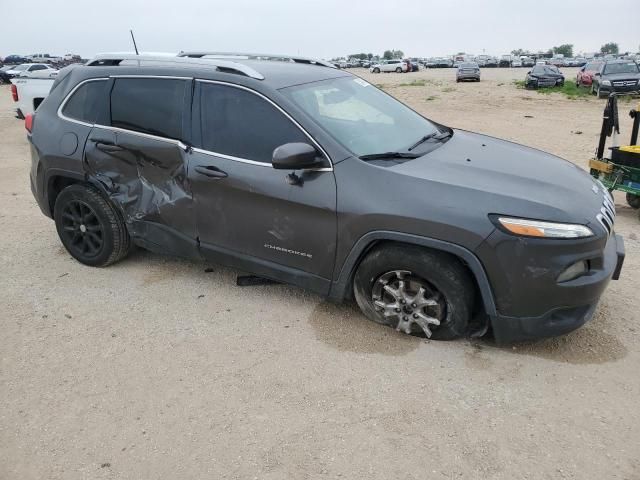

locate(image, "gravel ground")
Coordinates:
1 68 639 479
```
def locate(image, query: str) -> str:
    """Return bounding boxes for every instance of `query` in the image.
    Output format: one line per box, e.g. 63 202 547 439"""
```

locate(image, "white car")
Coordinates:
511 58 523 68
369 59 408 73
5 63 57 78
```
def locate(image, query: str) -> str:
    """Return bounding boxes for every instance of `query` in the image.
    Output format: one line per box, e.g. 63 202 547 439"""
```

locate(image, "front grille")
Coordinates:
612 80 637 87
596 184 616 235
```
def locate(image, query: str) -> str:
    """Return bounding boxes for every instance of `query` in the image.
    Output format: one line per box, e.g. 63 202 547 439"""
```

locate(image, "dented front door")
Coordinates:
84 126 198 257
189 151 337 292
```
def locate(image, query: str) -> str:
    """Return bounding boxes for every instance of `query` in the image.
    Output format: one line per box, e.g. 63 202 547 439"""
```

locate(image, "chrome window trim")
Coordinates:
196 79 334 171
93 124 185 147
57 75 334 172
57 77 109 127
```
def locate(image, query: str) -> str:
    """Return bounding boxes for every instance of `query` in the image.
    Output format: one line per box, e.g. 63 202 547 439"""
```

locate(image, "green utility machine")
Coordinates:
589 94 640 220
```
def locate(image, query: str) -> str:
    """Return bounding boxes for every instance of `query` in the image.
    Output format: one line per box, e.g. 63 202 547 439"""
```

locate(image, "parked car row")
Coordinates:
0 63 58 81
524 59 640 98
1 54 84 68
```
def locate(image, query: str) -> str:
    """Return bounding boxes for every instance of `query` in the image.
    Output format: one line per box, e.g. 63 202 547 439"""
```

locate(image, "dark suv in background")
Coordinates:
27 52 624 343
590 60 640 98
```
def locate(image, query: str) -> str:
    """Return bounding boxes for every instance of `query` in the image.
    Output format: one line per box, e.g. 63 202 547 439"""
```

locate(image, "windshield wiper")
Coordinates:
407 130 452 151
359 151 422 161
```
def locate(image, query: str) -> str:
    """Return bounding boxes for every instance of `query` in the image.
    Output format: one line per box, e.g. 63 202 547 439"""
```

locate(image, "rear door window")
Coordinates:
110 78 188 140
62 79 108 124
198 83 308 163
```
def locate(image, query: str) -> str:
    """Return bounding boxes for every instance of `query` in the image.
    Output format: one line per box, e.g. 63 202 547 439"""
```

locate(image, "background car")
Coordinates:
485 57 498 68
576 61 603 87
2 55 29 65
591 60 640 98
521 56 535 67
404 59 420 72
436 57 453 68
511 58 523 68
456 62 481 82
369 60 407 73
499 55 512 68
5 63 56 78
525 64 565 89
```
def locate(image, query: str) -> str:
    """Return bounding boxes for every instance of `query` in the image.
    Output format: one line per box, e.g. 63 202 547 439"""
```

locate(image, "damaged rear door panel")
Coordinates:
83 76 199 259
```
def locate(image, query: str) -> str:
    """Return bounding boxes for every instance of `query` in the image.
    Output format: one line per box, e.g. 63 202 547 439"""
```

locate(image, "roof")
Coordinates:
84 52 349 89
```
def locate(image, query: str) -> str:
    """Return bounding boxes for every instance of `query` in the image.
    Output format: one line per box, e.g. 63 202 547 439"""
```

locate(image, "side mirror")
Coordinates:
594 72 600 77
527 70 531 74
272 142 322 170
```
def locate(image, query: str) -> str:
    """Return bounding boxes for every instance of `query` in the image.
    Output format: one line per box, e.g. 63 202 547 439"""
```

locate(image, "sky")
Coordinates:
2 0 638 60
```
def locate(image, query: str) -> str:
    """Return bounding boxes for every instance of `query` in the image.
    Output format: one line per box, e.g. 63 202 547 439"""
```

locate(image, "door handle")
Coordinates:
194 165 228 178
95 142 124 153
90 137 124 153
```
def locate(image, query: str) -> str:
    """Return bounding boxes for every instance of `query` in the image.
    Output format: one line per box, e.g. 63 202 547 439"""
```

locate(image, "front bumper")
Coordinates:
484 232 625 343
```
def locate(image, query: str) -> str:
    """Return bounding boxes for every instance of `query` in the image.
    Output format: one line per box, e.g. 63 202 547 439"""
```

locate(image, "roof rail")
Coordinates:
85 53 265 80
177 51 337 69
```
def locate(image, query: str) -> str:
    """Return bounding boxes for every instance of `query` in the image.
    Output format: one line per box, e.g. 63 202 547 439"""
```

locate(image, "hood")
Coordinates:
389 130 605 226
602 72 640 81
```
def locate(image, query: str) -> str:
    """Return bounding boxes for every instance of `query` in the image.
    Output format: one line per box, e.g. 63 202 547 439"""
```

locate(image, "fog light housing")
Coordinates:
557 260 588 283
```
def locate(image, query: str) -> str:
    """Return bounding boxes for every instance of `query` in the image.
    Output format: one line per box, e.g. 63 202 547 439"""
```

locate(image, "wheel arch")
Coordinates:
329 231 497 320
45 170 114 218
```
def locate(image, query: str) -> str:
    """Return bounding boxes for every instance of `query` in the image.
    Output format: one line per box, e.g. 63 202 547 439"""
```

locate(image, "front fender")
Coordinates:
328 230 497 320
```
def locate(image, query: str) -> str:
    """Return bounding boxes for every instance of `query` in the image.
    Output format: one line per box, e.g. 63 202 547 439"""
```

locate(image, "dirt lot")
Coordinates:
1 67 639 480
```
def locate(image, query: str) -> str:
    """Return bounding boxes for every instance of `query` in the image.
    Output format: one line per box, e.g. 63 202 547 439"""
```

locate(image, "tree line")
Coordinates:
511 42 621 58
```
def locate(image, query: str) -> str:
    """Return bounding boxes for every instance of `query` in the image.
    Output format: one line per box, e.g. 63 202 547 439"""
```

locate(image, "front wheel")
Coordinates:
353 244 474 340
373 67 380 73
54 184 131 267
626 193 640 209
395 67 402 73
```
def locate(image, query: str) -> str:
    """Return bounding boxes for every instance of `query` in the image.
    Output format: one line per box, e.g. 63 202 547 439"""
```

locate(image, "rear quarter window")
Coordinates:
61 79 108 124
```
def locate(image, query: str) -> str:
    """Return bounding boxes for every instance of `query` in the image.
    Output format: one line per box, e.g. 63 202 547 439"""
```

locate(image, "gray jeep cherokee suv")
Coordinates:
27 52 625 343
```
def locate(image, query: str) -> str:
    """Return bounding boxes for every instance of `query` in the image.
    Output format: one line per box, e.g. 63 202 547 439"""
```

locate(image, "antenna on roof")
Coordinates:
130 30 139 55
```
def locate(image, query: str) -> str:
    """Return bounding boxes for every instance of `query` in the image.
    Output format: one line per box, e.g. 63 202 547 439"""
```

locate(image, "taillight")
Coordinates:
25 114 34 133
11 84 18 102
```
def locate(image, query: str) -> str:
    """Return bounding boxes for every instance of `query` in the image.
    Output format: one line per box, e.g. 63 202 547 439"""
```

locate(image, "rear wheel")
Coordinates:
54 184 131 267
353 244 474 340
626 193 640 209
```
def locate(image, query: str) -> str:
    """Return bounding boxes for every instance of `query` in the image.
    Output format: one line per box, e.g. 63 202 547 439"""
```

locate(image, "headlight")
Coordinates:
601 80 611 86
497 217 594 239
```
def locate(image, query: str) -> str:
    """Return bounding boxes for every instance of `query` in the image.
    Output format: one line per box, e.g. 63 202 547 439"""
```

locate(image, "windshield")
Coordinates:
13 64 29 71
604 62 639 75
282 76 439 157
460 63 478 68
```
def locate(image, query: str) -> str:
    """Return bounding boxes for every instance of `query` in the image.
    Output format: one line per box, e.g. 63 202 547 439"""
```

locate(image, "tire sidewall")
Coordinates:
54 185 117 267
353 246 473 340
